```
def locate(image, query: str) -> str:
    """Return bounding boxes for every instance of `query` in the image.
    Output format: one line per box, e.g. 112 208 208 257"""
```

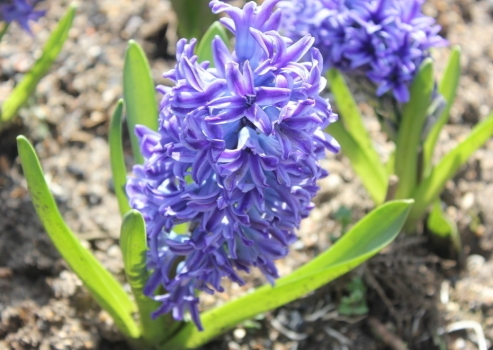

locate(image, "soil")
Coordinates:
1 0 493 349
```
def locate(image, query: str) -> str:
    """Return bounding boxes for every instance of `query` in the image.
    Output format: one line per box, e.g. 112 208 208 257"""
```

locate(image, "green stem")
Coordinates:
0 22 10 43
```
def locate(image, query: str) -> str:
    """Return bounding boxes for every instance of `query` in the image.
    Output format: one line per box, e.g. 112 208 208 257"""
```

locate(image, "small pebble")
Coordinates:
67 164 86 180
228 341 241 350
233 328 246 340
454 337 466 349
466 254 486 273
460 192 475 210
107 245 121 258
323 174 343 194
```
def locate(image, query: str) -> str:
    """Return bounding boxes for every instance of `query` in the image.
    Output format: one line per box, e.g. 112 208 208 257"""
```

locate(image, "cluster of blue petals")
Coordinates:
0 0 45 32
279 0 447 102
126 0 339 330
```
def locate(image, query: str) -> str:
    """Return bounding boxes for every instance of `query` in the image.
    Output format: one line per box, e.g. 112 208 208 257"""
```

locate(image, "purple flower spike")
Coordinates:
126 0 339 330
279 0 447 103
0 0 46 32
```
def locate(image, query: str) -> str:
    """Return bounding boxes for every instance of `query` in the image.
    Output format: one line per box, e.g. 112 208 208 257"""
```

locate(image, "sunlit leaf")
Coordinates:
327 69 388 204
196 21 229 66
427 200 461 255
16 136 140 341
279 200 412 285
123 40 158 164
408 113 493 226
109 99 131 216
394 58 434 199
423 46 461 177
327 121 387 204
120 210 179 346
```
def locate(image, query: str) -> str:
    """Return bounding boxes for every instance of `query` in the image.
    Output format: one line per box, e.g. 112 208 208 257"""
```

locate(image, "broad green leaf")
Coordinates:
109 99 131 216
427 200 461 254
0 5 75 127
278 200 413 285
423 46 461 177
162 200 413 349
327 122 387 204
327 69 388 204
408 113 493 226
196 21 229 66
16 136 140 341
170 0 217 40
123 40 159 164
120 210 179 346
394 58 434 199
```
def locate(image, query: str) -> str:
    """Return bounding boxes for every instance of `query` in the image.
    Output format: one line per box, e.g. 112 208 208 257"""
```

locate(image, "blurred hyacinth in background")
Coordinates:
279 0 448 137
126 0 339 329
279 0 447 102
0 0 45 32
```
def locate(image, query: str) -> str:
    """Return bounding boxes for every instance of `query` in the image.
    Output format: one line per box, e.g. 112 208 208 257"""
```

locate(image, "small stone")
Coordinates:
0 267 13 278
454 337 466 349
233 328 246 340
460 192 475 210
79 240 91 250
323 174 343 194
466 254 485 273
95 239 113 251
84 191 102 206
292 240 305 250
88 46 102 58
107 245 121 258
228 341 241 350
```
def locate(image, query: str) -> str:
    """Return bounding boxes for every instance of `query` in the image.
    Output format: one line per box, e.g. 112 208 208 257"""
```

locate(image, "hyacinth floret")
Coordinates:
279 0 447 102
0 0 45 32
126 0 339 330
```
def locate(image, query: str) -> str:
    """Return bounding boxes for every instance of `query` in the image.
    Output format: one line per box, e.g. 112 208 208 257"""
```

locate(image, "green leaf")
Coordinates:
109 99 131 216
326 121 387 204
423 46 461 177
0 5 76 127
427 201 454 238
408 113 493 226
427 200 461 254
123 40 159 164
170 0 217 40
338 277 368 316
327 69 388 204
394 58 434 199
16 136 141 341
196 21 229 66
0 23 10 44
278 200 413 285
328 69 371 138
162 200 413 349
120 210 179 346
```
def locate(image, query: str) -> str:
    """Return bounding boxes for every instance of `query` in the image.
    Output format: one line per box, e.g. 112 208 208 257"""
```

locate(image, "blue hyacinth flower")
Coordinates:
0 0 45 32
126 0 339 330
